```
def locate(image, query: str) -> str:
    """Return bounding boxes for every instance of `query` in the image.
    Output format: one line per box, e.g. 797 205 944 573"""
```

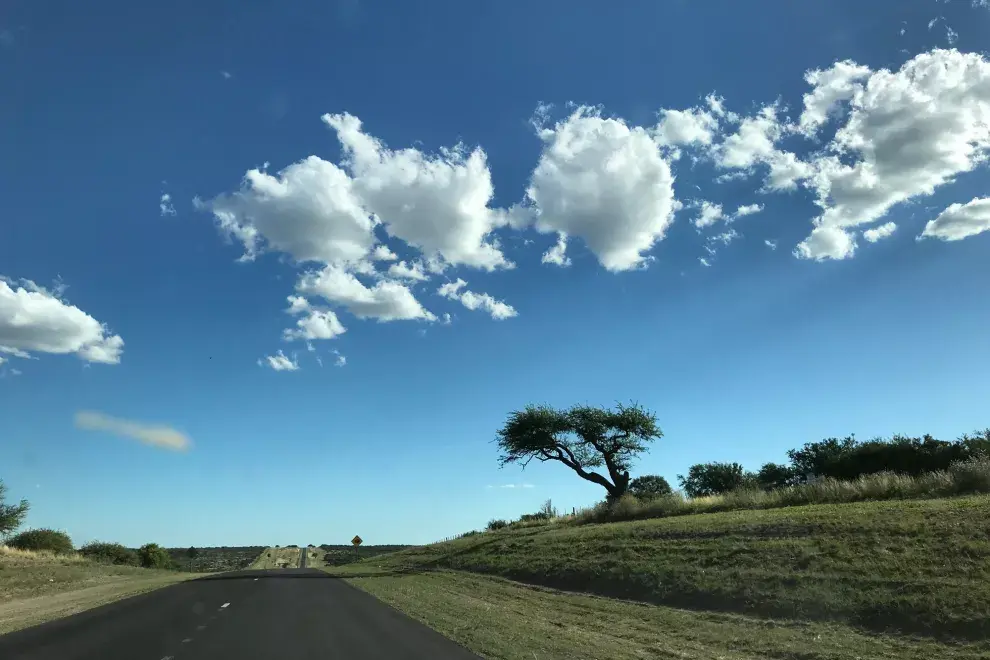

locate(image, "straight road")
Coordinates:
0 569 480 660
299 546 307 568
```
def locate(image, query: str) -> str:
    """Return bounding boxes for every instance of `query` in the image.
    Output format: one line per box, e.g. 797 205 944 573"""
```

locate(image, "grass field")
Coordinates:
326 495 990 658
165 546 265 573
0 546 193 634
338 568 988 660
318 544 412 566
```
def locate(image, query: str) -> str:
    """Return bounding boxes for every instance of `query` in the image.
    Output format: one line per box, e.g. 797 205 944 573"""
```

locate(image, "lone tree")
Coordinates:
495 403 662 502
0 480 29 539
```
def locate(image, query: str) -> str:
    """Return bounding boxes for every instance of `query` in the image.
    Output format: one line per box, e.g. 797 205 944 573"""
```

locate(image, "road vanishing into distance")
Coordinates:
0 569 481 660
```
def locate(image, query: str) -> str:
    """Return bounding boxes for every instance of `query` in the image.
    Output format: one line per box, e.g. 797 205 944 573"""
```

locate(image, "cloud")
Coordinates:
195 156 376 266
655 106 718 147
282 296 347 341
710 105 812 192
920 197 990 241
221 70 232 80
371 245 397 261
486 483 535 489
437 279 517 320
0 277 124 364
331 349 346 367
699 257 711 267
797 60 872 135
795 49 990 260
297 265 435 322
259 350 300 371
323 112 514 271
387 260 429 281
524 106 678 271
765 239 778 250
794 226 857 261
733 203 764 218
541 233 572 266
863 221 897 243
74 411 191 452
159 193 176 217
693 201 725 228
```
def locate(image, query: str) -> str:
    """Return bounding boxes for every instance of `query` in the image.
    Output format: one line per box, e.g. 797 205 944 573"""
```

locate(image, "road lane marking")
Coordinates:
220 602 230 608
182 638 192 643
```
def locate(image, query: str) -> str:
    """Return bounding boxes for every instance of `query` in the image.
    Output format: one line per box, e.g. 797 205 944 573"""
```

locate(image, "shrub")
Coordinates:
138 543 174 569
677 462 747 497
486 519 509 531
6 528 73 554
627 475 673 500
80 541 139 566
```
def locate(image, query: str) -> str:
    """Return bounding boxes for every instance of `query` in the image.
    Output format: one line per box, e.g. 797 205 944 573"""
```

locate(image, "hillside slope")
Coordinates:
338 495 990 640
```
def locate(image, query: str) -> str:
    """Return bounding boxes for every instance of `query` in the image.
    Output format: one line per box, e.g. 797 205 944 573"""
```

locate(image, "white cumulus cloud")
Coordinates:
0 277 124 364
693 201 725 228
797 49 990 260
733 203 764 218
323 112 514 271
524 106 678 271
794 225 857 261
259 350 300 371
541 233 572 266
195 157 376 266
920 197 990 241
297 265 435 322
437 279 517 320
863 221 897 243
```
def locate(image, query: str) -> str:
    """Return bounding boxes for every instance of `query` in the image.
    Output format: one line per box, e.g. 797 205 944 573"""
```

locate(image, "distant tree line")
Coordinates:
677 430 990 497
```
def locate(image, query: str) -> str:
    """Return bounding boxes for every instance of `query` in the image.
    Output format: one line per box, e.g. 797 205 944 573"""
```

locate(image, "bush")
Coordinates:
486 519 509 531
677 462 747 497
6 528 73 554
80 541 139 566
138 543 174 569
627 475 672 500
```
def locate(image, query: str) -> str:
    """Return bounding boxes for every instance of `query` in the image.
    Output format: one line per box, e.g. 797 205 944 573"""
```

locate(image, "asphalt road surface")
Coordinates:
299 546 307 568
0 569 481 660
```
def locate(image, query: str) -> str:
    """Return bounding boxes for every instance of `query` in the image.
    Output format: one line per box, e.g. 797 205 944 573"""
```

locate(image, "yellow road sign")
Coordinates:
352 535 363 546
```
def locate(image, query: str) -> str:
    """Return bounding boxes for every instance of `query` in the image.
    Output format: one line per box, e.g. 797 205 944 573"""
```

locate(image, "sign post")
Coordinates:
351 535 363 547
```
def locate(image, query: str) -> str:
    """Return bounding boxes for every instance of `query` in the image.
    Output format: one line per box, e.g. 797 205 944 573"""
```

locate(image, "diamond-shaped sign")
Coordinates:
352 535 363 546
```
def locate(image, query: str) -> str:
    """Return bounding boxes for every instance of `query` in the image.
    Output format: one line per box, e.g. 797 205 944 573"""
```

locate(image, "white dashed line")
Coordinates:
220 602 230 609
181 638 192 643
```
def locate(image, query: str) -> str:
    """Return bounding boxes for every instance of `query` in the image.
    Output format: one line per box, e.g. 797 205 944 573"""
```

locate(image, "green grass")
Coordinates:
340 569 989 660
334 495 990 640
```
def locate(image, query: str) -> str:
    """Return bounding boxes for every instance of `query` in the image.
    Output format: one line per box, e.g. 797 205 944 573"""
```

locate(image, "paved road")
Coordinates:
0 569 480 660
299 546 307 568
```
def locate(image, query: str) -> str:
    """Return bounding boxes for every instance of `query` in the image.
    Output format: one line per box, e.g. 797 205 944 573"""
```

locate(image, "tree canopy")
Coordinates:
628 474 673 500
495 402 662 500
0 480 29 538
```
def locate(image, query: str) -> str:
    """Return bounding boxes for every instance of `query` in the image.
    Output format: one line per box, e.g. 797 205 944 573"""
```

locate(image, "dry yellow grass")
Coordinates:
0 544 193 634
248 546 305 569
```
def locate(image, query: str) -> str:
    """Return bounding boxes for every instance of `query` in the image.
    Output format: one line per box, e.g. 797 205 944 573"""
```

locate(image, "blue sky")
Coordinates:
2 0 989 548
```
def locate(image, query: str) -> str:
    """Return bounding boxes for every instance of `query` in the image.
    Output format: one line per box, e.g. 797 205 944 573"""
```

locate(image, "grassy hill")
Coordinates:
327 495 990 659
0 546 193 634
